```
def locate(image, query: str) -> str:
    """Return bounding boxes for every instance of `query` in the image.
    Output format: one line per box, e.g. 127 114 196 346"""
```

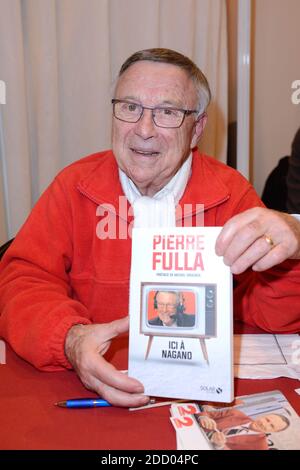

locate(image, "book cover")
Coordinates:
128 226 233 402
170 390 300 450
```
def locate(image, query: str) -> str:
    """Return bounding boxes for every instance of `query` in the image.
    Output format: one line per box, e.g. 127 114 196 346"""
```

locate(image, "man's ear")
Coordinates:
190 113 207 149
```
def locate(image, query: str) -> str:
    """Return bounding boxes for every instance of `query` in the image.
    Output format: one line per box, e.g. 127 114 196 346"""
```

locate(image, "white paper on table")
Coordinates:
170 416 211 450
170 403 203 450
234 334 300 379
176 431 184 450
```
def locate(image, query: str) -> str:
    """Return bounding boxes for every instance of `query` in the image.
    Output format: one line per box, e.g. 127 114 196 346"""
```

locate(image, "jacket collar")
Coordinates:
77 148 230 218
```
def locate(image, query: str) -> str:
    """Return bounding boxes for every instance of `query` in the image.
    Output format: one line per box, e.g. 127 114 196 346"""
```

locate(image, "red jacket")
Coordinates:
197 409 269 450
0 149 300 371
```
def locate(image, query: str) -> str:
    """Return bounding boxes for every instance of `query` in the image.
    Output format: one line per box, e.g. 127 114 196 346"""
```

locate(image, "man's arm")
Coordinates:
216 207 300 274
216 205 300 332
0 176 149 406
0 177 92 370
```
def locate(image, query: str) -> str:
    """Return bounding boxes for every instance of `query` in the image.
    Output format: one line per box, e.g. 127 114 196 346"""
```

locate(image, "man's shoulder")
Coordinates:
148 317 161 325
56 150 115 181
188 150 261 214
52 150 121 199
181 313 195 326
193 151 251 187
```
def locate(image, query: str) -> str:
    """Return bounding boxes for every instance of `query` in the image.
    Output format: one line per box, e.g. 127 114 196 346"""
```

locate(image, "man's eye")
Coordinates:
162 108 174 116
160 108 181 117
127 103 138 112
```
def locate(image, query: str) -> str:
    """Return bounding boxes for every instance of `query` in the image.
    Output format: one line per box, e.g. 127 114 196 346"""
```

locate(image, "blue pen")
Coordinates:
55 398 112 408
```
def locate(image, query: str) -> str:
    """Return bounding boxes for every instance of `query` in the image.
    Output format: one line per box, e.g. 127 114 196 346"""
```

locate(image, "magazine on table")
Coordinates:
170 390 300 450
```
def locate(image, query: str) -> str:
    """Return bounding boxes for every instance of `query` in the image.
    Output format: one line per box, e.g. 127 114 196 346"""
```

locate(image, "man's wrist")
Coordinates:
64 323 87 365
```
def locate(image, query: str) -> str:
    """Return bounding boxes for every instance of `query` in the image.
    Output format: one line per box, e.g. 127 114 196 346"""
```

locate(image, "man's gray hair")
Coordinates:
155 290 181 305
118 48 211 115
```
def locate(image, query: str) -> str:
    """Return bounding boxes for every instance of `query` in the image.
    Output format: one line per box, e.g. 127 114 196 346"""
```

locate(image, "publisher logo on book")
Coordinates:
0 340 6 365
200 384 223 395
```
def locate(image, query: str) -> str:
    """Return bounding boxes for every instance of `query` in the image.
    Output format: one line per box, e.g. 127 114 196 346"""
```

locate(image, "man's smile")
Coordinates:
130 147 160 157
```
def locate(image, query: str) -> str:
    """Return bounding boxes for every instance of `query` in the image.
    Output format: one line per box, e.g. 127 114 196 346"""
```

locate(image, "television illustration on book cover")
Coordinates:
128 227 233 402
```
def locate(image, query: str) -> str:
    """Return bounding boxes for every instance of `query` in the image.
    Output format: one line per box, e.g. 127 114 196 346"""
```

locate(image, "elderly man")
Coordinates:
196 409 289 450
149 291 195 327
0 48 300 408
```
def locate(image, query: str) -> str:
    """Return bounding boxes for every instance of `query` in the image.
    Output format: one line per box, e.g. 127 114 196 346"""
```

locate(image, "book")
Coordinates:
170 390 300 450
128 226 233 402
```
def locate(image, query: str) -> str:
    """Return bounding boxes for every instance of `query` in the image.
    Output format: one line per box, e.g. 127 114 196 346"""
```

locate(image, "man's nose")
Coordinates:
134 109 157 139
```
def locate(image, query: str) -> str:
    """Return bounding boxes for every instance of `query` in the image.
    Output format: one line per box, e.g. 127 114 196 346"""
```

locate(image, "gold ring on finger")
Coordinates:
263 234 274 249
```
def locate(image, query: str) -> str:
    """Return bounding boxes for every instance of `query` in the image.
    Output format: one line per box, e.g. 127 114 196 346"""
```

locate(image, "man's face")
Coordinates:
250 414 287 433
155 292 178 326
112 61 206 196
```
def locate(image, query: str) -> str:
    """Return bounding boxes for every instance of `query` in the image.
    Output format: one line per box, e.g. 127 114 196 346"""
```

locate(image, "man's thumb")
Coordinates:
108 316 129 338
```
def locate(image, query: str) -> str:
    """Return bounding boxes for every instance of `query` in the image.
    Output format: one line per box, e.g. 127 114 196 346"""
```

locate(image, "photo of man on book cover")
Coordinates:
148 290 196 328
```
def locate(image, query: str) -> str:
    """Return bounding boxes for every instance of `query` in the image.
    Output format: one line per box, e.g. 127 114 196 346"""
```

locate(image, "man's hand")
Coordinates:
65 316 150 407
216 208 300 274
210 431 226 449
198 415 218 431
